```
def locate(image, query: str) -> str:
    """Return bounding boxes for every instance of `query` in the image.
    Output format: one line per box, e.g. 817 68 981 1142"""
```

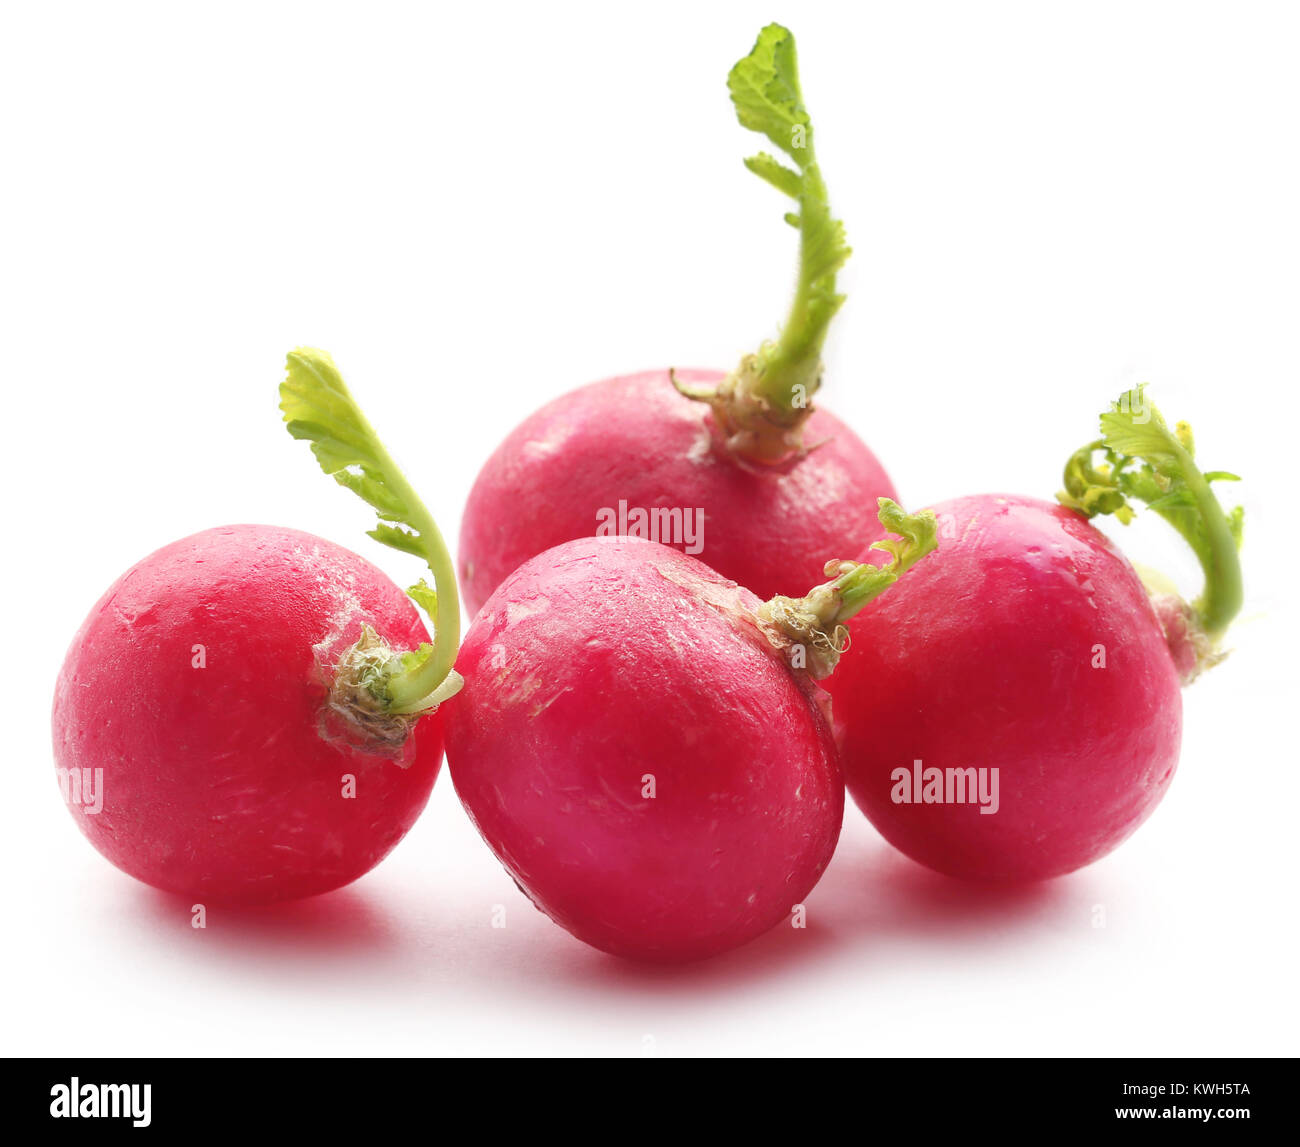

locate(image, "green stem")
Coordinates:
281 348 463 720
362 437 460 713
1058 384 1245 652
754 158 837 409
1162 439 1242 640
674 23 851 463
757 499 939 678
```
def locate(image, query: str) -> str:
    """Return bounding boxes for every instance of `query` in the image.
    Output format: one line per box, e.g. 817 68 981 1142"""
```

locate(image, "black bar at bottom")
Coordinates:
5 1056 1288 1133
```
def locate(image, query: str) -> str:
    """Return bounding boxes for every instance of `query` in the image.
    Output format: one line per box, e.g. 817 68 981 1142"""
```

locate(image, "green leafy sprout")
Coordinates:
281 348 462 715
758 499 939 679
730 22 850 409
1059 385 1244 642
673 23 851 458
834 499 941 616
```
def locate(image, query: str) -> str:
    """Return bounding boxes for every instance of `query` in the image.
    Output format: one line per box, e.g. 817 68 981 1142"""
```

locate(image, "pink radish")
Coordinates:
51 350 464 903
446 504 938 962
459 24 896 614
829 388 1245 882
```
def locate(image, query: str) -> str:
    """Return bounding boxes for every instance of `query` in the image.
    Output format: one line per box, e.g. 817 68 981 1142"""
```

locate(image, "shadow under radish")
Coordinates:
128 882 403 961
535 823 1092 1000
108 817 1101 1004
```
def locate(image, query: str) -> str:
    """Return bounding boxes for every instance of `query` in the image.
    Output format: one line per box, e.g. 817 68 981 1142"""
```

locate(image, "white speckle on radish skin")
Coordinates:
686 425 713 464
521 439 559 460
529 686 574 718
504 597 550 625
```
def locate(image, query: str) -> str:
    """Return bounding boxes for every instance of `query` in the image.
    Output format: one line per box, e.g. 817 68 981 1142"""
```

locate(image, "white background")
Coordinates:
3 1 1297 1056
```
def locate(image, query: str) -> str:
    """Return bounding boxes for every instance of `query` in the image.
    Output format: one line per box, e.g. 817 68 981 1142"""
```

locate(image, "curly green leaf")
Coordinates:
1058 384 1244 644
757 499 939 678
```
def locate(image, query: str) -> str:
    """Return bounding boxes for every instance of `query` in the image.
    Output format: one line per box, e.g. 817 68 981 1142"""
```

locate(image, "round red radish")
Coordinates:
445 535 844 962
828 494 1184 882
461 24 898 615
459 369 896 614
52 524 444 904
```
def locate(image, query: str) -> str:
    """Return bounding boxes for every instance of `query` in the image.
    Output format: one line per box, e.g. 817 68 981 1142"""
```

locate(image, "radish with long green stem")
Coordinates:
829 387 1245 883
459 24 897 614
50 350 463 904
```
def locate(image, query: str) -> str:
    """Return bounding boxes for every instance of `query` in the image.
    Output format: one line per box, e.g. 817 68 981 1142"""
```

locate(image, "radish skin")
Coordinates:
52 525 444 904
459 369 896 614
829 495 1183 882
447 536 845 962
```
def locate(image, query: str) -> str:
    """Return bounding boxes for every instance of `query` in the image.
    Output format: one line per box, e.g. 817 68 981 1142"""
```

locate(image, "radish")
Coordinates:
459 24 897 614
445 502 938 962
51 350 463 903
829 387 1245 882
